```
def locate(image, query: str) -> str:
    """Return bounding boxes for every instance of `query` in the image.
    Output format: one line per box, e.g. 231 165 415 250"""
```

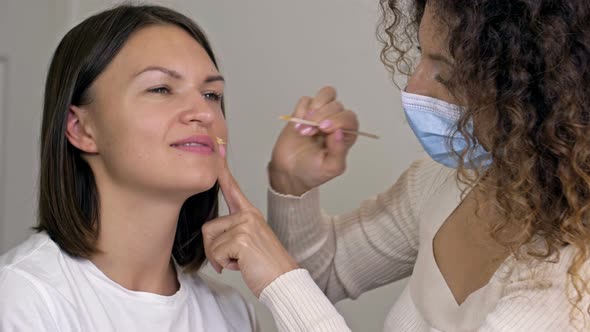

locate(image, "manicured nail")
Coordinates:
335 129 344 141
219 145 226 158
301 127 313 135
319 120 332 130
294 123 302 130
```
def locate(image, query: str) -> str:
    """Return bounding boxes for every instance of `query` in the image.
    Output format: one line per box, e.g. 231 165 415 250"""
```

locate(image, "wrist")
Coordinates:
267 161 311 197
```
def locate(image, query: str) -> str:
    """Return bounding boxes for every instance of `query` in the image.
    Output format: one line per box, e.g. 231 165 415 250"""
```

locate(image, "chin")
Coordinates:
156 168 218 198
179 175 218 194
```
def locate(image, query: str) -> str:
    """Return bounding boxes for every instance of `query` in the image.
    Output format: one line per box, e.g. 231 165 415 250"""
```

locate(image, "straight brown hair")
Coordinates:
37 4 223 271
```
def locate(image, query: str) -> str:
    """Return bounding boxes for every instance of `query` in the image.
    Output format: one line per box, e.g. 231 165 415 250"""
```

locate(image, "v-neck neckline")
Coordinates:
431 189 505 307
409 171 511 330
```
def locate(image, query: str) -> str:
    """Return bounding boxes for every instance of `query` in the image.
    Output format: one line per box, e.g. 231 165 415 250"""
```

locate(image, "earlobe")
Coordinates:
66 105 98 153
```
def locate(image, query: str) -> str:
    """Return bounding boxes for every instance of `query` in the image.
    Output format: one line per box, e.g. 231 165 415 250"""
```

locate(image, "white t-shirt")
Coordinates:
0 232 258 332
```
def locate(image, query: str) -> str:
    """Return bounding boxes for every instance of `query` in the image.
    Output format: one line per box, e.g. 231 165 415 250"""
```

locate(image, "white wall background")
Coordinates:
0 58 6 241
0 0 75 254
0 0 424 331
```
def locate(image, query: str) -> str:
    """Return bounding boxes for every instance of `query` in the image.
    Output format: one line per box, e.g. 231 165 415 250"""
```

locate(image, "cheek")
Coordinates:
95 109 162 160
215 115 229 139
92 112 125 152
407 65 455 103
128 116 171 163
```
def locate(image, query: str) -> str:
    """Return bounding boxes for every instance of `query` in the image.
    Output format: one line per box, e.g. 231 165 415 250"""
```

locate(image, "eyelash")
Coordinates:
434 74 449 86
148 86 171 94
147 87 222 102
415 46 450 86
204 92 223 102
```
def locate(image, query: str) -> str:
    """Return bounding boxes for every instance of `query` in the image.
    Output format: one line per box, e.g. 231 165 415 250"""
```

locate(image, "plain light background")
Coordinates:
0 0 424 331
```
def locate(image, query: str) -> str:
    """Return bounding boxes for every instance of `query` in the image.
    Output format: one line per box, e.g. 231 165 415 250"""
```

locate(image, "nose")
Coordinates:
406 59 438 97
180 94 217 126
405 58 458 104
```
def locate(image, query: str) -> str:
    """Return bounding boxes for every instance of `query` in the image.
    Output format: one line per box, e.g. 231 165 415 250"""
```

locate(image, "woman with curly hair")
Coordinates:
235 0 590 331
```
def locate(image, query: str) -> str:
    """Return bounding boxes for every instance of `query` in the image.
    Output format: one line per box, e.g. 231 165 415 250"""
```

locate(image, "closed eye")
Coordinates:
148 86 171 94
434 74 450 86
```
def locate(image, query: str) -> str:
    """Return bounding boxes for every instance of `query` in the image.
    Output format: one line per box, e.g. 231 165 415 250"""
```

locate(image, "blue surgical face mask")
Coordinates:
401 90 491 169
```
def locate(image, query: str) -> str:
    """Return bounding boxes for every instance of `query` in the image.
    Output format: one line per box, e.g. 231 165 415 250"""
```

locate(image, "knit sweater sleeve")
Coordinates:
267 157 442 302
259 269 351 332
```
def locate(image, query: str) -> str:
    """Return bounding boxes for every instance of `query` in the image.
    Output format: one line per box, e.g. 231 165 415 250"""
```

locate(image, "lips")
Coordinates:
170 135 215 155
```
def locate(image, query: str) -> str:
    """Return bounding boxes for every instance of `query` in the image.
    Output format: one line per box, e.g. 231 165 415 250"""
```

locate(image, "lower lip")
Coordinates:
172 145 214 155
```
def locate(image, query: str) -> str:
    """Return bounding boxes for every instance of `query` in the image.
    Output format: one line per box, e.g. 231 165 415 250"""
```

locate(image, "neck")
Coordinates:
90 178 186 296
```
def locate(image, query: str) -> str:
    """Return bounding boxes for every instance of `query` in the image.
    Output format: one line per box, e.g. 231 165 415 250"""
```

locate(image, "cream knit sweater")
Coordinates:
260 157 589 331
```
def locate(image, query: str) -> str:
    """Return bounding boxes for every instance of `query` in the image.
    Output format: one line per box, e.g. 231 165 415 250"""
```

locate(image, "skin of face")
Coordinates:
69 24 227 201
406 3 497 148
406 2 456 105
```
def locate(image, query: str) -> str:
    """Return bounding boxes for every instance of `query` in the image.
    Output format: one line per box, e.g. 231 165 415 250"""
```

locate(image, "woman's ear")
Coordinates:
66 105 98 153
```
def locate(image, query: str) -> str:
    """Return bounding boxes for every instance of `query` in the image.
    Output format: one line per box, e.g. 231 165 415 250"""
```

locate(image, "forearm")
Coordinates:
268 160 430 303
267 188 334 274
259 269 351 332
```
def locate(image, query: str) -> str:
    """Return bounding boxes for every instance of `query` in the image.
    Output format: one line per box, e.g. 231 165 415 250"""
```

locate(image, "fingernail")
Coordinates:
294 123 302 130
219 145 226 158
301 127 313 135
319 120 332 130
335 129 344 141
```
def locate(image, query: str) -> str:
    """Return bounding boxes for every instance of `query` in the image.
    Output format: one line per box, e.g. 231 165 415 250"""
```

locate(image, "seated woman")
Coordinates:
0 4 257 331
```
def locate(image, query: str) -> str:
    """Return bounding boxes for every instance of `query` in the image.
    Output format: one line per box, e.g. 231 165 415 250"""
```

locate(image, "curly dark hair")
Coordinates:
379 0 590 328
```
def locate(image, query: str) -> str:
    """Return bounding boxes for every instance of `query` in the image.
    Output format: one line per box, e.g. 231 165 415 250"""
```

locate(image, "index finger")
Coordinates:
309 86 337 111
218 157 253 214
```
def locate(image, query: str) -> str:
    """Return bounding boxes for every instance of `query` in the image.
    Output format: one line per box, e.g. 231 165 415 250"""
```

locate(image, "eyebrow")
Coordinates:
203 75 225 83
427 53 454 67
133 66 225 83
417 34 454 67
134 66 183 79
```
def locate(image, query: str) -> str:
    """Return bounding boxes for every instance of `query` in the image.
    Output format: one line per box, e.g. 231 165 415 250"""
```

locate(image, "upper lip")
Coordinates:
170 135 214 148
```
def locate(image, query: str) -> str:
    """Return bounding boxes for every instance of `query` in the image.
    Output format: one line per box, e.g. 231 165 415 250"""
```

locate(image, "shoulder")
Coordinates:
502 243 588 287
0 232 66 283
487 245 590 331
405 156 456 196
386 156 455 216
0 232 68 276
0 233 63 330
0 232 78 309
0 232 69 288
0 232 56 267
